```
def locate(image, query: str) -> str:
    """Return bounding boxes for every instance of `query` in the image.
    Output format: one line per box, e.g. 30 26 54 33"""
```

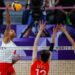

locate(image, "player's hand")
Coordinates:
13 54 21 61
12 54 21 64
39 21 46 31
16 54 21 61
60 25 67 33
6 1 10 8
53 25 60 34
53 27 57 34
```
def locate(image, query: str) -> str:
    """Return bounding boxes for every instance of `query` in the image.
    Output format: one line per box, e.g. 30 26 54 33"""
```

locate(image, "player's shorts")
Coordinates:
0 63 15 75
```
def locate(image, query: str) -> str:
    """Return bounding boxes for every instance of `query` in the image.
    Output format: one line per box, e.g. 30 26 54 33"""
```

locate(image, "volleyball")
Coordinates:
11 1 22 11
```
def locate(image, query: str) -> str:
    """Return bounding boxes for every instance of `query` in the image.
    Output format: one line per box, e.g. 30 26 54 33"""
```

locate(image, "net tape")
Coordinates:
0 46 74 50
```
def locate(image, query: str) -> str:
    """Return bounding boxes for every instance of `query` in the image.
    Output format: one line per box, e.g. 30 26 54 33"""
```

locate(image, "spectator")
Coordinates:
22 0 31 25
0 0 5 25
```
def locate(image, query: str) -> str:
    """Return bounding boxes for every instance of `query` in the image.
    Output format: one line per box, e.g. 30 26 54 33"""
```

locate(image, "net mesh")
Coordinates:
14 60 75 75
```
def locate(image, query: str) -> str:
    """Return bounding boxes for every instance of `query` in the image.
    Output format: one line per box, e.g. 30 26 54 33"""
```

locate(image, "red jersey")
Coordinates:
31 59 49 75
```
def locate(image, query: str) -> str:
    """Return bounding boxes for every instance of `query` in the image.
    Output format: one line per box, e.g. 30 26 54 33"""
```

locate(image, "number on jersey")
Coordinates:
36 68 46 75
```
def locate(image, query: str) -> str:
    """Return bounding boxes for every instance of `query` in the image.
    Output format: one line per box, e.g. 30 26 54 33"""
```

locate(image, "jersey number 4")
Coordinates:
36 68 46 75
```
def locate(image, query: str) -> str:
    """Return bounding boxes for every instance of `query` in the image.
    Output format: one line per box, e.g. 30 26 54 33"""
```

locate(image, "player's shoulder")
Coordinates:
10 41 17 46
31 59 40 65
35 59 41 63
33 59 40 63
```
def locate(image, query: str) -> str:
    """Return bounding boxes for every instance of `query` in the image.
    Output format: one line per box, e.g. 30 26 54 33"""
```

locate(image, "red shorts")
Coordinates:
0 63 15 75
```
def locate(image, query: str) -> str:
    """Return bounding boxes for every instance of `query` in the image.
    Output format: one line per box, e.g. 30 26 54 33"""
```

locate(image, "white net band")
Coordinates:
0 46 74 50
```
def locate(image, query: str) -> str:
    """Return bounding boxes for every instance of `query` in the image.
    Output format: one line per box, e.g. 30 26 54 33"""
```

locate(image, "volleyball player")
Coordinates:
60 25 75 50
31 21 58 75
0 2 20 75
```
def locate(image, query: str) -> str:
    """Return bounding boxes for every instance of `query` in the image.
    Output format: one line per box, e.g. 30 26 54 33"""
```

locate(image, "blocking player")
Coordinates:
31 21 58 75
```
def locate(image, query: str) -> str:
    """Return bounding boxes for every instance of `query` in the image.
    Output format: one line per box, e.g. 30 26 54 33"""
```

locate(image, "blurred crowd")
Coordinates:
0 0 5 25
0 0 75 26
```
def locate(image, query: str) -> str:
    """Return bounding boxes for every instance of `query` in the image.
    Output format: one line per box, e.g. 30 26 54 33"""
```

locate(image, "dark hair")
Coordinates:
40 50 50 63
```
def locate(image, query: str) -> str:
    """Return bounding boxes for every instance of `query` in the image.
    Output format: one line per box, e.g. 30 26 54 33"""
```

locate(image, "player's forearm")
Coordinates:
49 32 56 52
4 5 11 36
34 30 42 45
33 30 42 54
6 5 10 16
6 6 11 26
64 31 75 46
32 30 42 61
52 32 56 44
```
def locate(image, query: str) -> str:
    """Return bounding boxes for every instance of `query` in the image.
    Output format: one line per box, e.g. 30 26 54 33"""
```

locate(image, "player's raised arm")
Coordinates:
60 25 75 50
32 21 46 63
49 25 58 51
3 2 11 43
4 2 11 38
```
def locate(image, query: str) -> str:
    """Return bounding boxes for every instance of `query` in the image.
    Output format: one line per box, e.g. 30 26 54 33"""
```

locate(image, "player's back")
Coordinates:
31 59 49 75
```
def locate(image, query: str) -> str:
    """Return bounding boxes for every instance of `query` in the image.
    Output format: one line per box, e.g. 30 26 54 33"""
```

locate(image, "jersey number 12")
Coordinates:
36 68 46 75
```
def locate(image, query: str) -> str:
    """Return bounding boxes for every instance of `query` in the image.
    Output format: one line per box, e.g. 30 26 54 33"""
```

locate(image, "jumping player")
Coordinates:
0 2 20 75
31 21 58 75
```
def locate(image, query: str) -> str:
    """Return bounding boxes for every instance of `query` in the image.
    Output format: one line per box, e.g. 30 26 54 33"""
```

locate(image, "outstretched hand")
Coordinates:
53 25 60 34
39 21 46 31
53 24 67 33
60 25 67 33
6 1 10 8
